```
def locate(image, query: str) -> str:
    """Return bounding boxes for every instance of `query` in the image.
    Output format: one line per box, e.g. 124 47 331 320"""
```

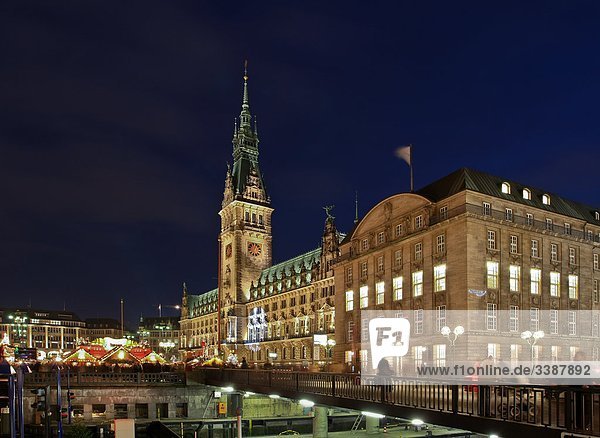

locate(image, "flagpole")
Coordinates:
409 144 414 193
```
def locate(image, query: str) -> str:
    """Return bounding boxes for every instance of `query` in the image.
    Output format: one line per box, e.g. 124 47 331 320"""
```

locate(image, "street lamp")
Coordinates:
158 304 180 317
521 330 544 362
441 325 464 365
326 339 336 363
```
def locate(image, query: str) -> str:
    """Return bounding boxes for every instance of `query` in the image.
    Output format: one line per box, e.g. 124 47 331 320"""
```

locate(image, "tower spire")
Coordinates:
354 190 359 224
240 60 251 128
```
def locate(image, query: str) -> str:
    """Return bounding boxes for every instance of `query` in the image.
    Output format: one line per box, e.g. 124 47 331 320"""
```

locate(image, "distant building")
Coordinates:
0 308 85 353
138 316 180 359
85 318 124 342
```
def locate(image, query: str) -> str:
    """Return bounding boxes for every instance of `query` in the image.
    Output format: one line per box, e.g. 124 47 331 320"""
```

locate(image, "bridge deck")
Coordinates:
192 368 600 438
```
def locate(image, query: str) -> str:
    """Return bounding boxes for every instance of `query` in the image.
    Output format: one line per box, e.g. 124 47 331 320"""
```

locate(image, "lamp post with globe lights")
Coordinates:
521 330 544 363
441 325 464 366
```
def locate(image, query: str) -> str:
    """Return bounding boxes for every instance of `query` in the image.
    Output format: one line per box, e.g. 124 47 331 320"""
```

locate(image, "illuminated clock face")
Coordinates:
225 244 232 258
247 242 262 256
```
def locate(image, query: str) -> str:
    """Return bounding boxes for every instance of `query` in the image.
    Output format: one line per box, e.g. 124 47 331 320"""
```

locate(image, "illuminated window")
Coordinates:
568 274 579 299
486 261 499 289
393 276 403 300
414 242 422 261
501 182 511 194
394 250 402 269
505 208 513 221
550 271 560 297
523 189 531 200
377 231 384 245
345 291 354 311
434 264 446 292
530 268 541 295
487 230 496 250
487 303 497 331
594 254 599 270
509 305 519 332
542 194 551 205
377 256 384 273
596 212 600 221
510 235 518 253
550 309 558 335
564 223 571 235
361 239 369 251
359 286 369 308
412 271 423 297
376 281 385 305
415 215 423 229
436 234 445 254
546 218 553 231
551 243 558 262
531 239 539 257
594 280 599 303
509 265 520 292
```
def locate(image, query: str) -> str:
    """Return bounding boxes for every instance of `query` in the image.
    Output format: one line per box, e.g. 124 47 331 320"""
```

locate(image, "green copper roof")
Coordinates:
258 248 321 286
187 288 218 317
418 168 600 224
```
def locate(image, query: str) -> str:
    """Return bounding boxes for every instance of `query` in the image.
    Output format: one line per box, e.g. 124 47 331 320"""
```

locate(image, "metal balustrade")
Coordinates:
24 372 185 386
196 368 600 437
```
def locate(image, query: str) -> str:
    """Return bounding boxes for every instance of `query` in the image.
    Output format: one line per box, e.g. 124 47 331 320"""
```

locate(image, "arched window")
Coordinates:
595 212 600 221
542 194 551 205
522 188 531 200
501 182 511 194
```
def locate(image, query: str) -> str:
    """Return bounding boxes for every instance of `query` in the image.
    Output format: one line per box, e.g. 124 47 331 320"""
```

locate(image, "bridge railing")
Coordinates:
24 372 185 386
197 368 600 436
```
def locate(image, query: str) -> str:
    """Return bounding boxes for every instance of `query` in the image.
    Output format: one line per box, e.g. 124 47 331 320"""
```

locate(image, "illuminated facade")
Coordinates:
335 168 600 368
138 316 180 359
85 318 123 342
180 71 600 368
179 69 339 364
0 308 85 352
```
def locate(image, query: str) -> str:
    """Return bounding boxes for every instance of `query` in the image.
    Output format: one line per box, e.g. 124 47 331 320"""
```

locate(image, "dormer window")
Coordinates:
595 212 600 221
501 182 511 194
542 194 551 205
522 188 531 200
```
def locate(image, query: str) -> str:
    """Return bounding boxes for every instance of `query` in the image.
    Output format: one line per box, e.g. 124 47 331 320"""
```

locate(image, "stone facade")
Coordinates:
334 168 600 368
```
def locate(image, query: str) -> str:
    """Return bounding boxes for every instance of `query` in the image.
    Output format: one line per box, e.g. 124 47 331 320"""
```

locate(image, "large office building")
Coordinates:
0 308 85 353
180 70 600 367
335 168 600 370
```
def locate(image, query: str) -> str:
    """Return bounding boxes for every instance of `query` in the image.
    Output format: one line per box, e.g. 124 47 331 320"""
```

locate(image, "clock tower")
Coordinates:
219 64 273 344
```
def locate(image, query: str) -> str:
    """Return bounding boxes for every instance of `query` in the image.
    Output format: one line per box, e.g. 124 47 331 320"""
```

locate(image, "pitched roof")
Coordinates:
417 168 600 224
257 248 321 286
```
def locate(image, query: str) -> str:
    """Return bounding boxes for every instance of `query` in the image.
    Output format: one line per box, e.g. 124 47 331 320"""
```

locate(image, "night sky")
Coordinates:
2 2 600 328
